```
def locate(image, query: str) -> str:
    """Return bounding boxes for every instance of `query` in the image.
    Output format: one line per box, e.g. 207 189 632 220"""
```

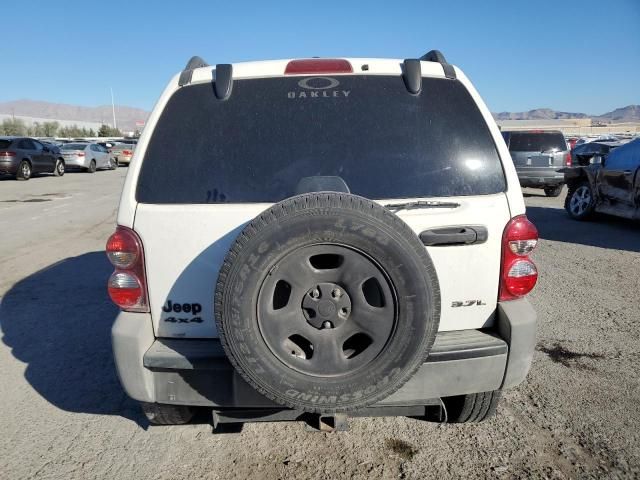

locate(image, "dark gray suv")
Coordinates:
502 130 571 197
0 136 65 180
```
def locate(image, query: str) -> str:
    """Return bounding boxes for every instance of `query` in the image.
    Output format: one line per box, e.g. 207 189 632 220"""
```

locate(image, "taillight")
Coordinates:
285 59 353 75
565 152 572 166
77 152 85 157
106 226 149 312
122 150 133 155
499 215 538 301
0 151 16 157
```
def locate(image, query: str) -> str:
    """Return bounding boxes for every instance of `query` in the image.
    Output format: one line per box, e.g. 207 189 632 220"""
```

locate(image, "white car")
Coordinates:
107 51 538 429
60 142 115 172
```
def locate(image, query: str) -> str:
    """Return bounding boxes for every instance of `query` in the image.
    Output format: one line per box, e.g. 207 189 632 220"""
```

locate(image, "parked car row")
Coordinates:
50 137 138 166
502 130 637 197
500 126 639 221
0 136 125 180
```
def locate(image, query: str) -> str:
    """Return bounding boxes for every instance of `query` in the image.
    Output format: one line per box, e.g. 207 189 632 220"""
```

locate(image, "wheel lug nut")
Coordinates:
331 288 342 299
322 321 333 329
310 289 320 299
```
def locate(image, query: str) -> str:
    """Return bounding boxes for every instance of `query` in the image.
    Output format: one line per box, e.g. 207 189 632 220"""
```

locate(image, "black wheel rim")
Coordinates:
257 244 397 377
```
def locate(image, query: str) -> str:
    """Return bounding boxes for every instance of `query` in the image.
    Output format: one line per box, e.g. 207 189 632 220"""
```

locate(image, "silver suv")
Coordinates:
502 130 571 197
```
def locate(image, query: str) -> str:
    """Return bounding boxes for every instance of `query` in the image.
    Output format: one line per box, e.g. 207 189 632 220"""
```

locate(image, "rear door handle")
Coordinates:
420 226 488 246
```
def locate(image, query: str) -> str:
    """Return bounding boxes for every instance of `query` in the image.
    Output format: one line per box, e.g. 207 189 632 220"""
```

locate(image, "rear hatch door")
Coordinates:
133 73 511 338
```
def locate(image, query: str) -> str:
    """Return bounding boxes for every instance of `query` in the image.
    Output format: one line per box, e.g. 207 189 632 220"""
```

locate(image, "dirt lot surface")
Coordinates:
1 170 639 479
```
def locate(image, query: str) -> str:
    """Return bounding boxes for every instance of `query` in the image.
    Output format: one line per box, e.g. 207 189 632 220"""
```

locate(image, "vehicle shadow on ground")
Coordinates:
0 251 148 427
526 206 640 253
0 173 57 181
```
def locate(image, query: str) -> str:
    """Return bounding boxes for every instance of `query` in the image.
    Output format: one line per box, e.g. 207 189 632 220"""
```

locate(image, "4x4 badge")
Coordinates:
164 316 203 323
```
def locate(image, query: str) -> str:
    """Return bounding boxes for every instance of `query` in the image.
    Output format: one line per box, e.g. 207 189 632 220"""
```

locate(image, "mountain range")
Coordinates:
493 105 639 122
0 100 639 128
0 100 149 132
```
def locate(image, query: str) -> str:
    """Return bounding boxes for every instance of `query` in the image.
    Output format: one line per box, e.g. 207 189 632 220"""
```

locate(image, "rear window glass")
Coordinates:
0 140 12 149
62 143 87 150
137 75 505 204
507 132 567 152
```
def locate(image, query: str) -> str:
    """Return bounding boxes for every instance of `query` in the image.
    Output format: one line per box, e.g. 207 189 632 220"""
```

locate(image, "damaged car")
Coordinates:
571 140 624 166
564 138 640 220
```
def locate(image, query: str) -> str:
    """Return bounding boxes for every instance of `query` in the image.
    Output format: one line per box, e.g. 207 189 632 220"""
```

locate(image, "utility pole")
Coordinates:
110 87 117 131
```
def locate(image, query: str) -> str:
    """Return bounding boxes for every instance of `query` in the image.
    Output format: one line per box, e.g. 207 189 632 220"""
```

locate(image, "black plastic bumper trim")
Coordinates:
144 329 507 371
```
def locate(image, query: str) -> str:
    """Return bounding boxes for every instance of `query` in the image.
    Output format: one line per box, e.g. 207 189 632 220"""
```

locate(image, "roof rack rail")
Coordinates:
419 50 456 80
179 56 210 86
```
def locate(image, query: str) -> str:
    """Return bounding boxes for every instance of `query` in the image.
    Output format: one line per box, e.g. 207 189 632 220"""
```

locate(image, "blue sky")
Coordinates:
3 0 638 113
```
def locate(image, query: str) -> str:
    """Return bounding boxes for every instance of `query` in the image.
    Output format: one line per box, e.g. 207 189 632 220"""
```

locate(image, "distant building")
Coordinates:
496 118 639 137
0 113 103 131
496 119 592 130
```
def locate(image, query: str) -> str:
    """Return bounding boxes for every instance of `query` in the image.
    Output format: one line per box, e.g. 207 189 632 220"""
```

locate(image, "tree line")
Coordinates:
0 118 122 138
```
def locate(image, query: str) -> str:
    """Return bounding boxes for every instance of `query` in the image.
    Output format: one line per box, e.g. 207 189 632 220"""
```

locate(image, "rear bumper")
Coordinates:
112 298 536 407
517 168 565 187
113 154 132 164
0 159 19 175
63 157 87 168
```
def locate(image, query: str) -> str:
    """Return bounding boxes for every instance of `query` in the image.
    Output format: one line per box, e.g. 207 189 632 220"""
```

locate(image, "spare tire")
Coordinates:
215 193 440 413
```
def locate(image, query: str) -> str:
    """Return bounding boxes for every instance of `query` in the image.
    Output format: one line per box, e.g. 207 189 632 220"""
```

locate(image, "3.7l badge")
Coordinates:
451 300 487 308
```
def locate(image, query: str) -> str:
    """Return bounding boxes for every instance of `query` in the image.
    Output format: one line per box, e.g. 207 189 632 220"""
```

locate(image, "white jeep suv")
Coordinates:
107 51 538 429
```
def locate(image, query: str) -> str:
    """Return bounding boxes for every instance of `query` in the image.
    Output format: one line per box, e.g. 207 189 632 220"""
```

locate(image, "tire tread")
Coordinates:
446 391 502 423
214 192 441 413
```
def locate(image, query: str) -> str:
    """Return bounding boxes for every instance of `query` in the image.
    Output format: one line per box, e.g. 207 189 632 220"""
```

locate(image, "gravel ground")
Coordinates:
1 171 639 479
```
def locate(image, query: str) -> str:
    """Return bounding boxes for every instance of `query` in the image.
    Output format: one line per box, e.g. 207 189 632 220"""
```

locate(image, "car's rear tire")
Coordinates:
565 181 594 220
140 402 194 425
16 160 31 180
215 193 441 414
87 160 96 173
54 159 65 177
444 390 502 423
544 185 563 197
